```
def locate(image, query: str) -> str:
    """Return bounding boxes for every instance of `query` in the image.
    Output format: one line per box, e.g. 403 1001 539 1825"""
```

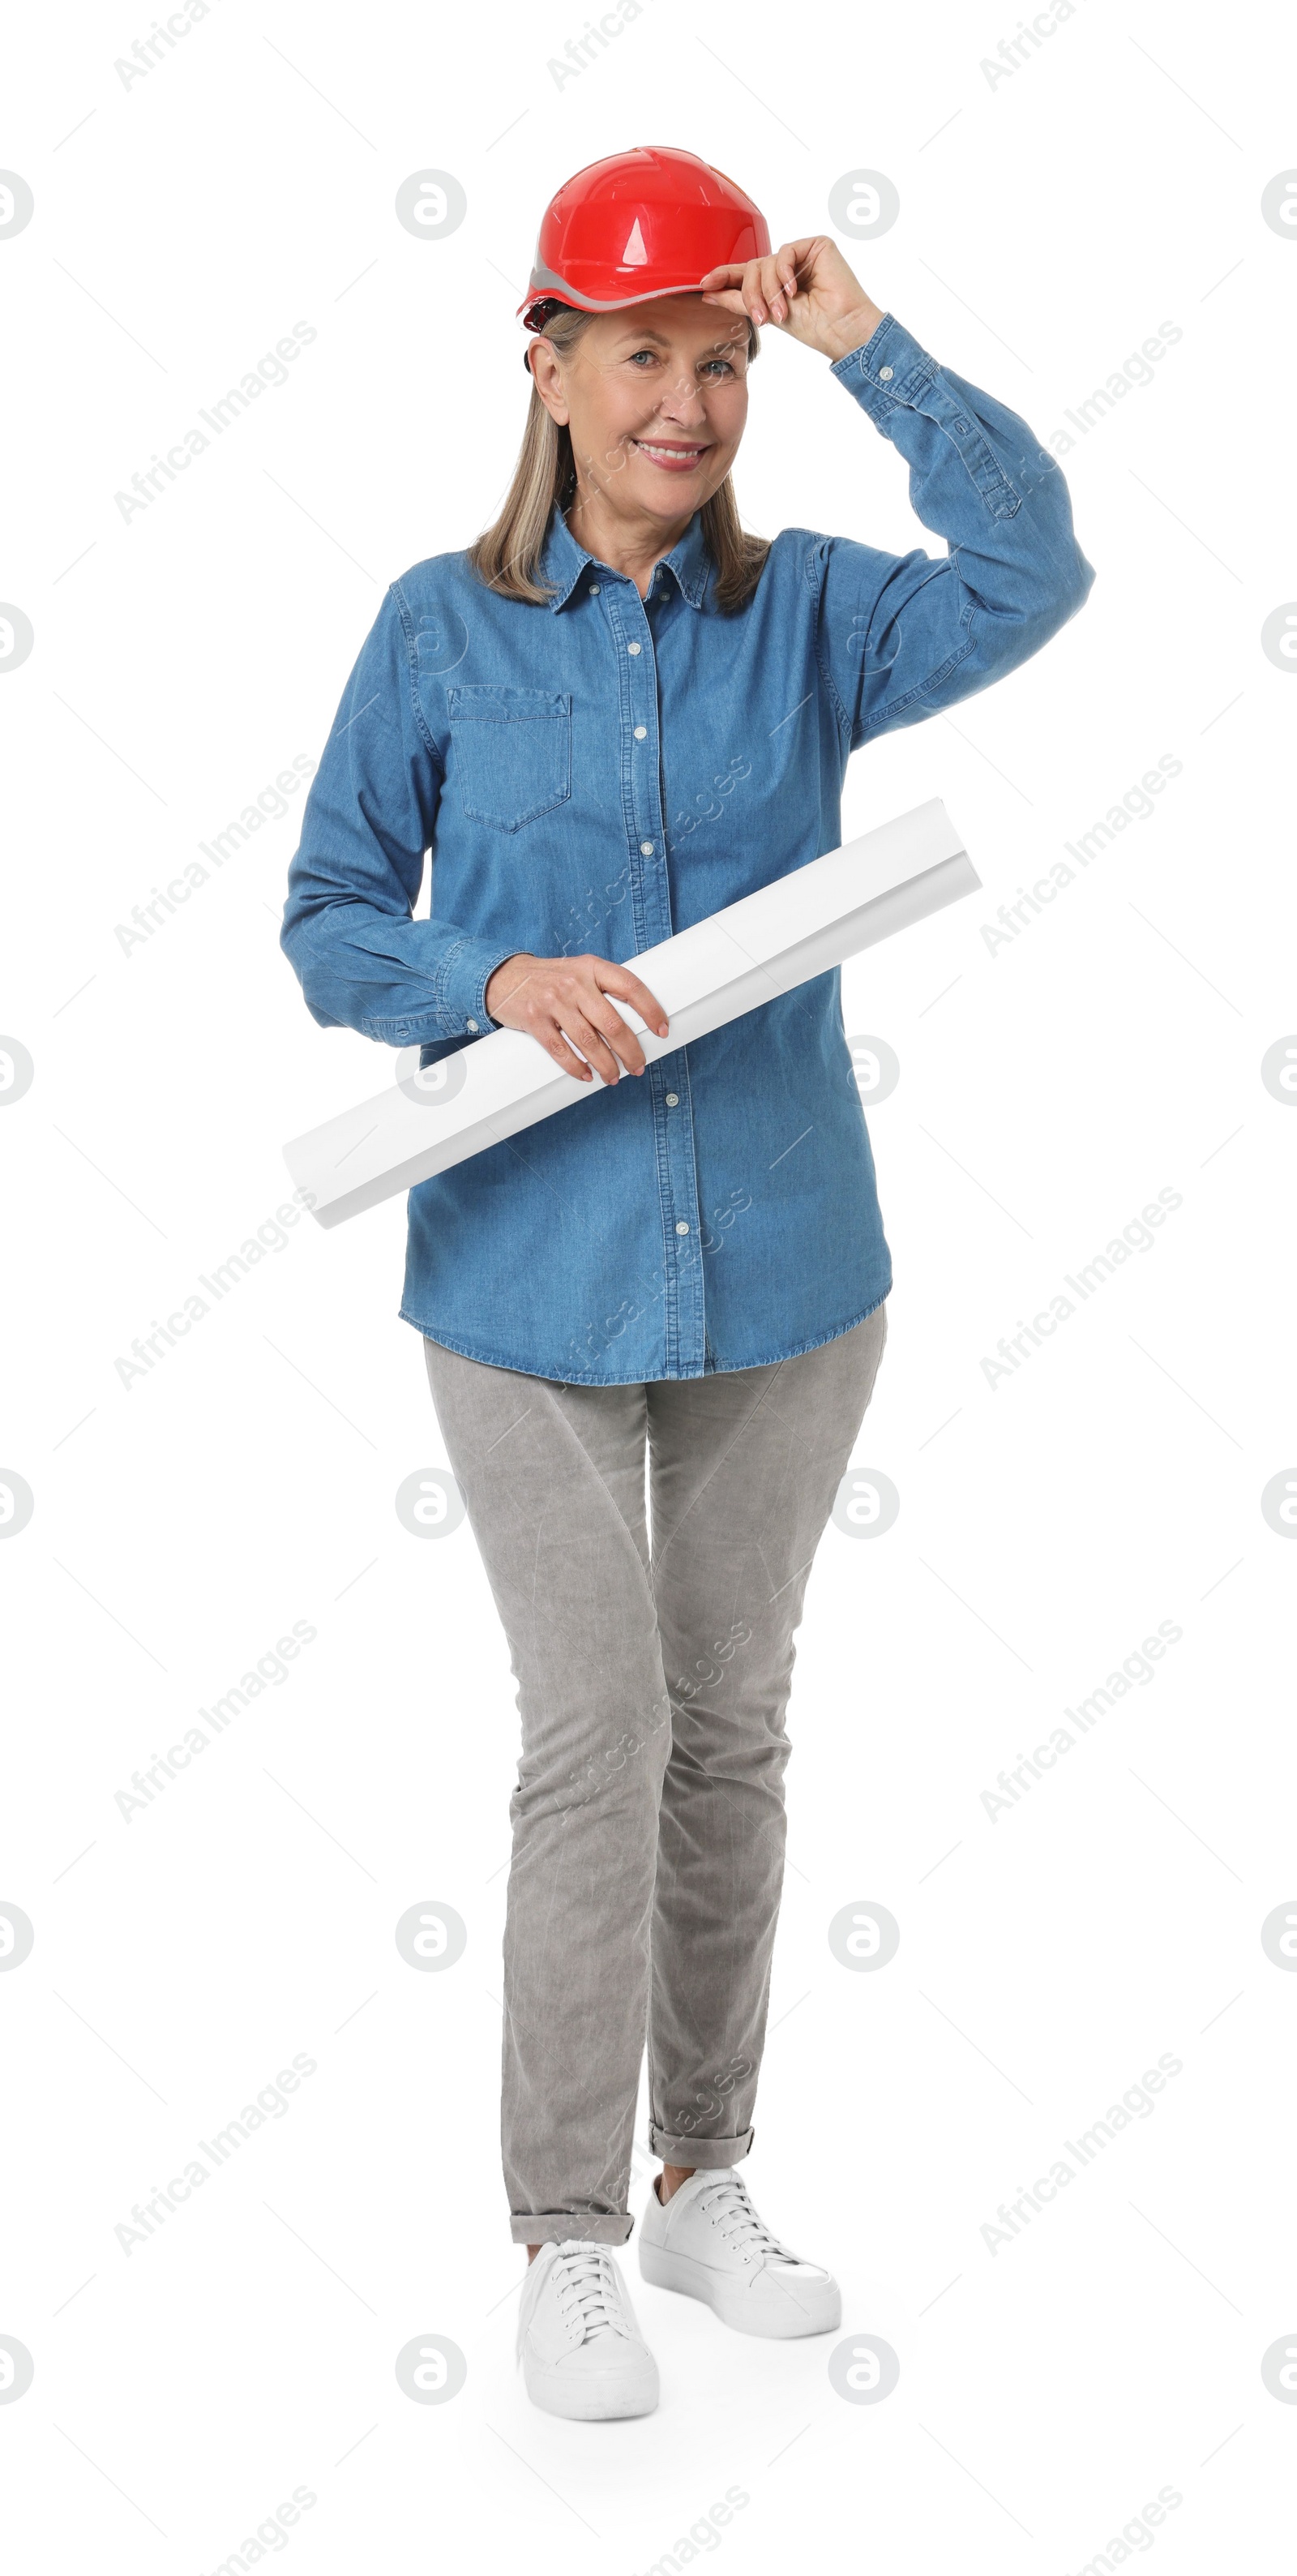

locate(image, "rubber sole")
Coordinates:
522 2353 660 2420
638 2240 841 2338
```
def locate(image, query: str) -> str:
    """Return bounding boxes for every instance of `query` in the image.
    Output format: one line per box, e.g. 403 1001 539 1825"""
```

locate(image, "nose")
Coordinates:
655 371 709 428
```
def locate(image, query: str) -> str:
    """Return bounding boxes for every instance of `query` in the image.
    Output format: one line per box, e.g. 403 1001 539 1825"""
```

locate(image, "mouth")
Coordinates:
631 436 712 474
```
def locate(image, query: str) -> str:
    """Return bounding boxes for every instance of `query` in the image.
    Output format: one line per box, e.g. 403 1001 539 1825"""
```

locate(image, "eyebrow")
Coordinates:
612 326 743 355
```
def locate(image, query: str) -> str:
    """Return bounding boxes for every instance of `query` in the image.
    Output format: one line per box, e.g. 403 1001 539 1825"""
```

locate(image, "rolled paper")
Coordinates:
285 795 978 1228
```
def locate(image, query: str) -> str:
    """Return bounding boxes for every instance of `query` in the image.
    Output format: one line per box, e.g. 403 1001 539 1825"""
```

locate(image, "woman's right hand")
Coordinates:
483 951 670 1087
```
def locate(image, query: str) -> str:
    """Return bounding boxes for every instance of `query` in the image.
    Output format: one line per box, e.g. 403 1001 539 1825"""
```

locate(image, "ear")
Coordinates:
528 338 571 428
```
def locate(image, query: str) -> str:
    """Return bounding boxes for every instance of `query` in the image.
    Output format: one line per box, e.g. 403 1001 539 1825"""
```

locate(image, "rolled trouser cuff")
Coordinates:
510 2212 634 2246
648 2124 755 2167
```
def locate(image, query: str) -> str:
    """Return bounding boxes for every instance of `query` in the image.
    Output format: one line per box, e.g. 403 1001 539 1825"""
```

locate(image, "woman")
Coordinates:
280 144 1094 2421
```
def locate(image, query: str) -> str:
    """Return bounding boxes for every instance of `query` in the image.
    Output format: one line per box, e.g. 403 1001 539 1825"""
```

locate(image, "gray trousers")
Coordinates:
422 1301 888 2244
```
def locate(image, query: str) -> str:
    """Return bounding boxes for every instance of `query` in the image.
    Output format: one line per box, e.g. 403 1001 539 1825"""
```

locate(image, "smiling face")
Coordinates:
528 294 752 535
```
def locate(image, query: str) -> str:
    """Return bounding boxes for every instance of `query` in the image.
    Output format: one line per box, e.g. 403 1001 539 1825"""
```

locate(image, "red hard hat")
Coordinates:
518 144 770 332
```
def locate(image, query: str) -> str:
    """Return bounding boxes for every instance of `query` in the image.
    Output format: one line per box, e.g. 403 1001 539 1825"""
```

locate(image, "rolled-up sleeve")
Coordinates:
280 581 516 1045
813 313 1096 751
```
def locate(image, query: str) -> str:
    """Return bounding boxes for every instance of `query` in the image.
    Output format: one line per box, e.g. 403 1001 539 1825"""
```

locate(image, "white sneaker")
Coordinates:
517 2239 659 2419
638 2167 841 2338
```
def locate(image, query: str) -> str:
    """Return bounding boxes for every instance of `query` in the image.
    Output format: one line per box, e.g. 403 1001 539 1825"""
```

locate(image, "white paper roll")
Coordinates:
285 795 978 1227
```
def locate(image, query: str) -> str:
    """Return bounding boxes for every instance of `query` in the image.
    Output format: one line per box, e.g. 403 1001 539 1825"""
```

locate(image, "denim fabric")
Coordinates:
280 311 1094 1383
422 1298 888 2242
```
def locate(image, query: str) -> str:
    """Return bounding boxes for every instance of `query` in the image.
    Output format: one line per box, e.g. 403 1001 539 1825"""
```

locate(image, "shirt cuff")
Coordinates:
828 312 936 415
436 935 521 1036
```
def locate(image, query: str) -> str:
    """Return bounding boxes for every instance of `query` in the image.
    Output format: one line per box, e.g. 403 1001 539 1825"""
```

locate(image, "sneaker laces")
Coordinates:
551 2240 631 2341
693 2170 798 2266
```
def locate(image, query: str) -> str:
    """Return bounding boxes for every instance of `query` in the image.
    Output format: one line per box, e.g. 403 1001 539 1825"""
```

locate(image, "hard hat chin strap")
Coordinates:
522 298 571 368
523 296 566 334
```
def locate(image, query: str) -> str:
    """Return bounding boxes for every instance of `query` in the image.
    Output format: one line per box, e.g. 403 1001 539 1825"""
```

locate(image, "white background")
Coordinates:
2 0 1295 2568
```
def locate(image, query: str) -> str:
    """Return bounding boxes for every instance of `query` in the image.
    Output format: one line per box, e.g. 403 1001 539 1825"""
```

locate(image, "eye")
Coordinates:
627 349 658 367
700 358 735 379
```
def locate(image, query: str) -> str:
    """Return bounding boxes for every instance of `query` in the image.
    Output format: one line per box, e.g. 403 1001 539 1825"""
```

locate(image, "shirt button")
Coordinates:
675 1220 690 1236
953 418 968 431
878 365 893 381
634 725 647 739
640 840 654 855
627 641 641 656
665 1091 678 1106
589 582 600 594
465 1018 478 1033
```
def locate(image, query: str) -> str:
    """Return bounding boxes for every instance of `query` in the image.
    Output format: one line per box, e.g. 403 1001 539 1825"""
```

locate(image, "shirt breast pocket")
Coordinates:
444 685 571 834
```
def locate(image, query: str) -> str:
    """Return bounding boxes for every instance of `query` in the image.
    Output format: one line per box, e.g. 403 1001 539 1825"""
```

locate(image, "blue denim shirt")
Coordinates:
280 311 1094 1383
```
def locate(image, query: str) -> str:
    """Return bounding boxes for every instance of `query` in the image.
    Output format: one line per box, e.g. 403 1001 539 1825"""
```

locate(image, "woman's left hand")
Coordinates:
699 235 886 364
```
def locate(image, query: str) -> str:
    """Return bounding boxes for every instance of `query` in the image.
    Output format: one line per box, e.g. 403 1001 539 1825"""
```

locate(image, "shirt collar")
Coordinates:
538 502 712 612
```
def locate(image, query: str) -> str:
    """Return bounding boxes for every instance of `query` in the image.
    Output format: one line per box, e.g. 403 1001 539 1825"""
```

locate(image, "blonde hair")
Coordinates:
468 305 771 615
